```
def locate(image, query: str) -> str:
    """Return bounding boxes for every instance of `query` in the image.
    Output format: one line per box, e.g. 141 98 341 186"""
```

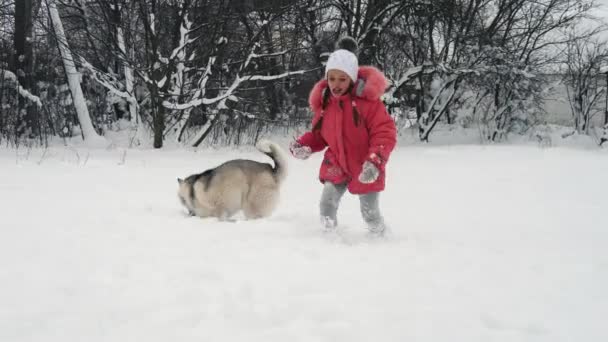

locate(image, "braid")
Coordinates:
322 87 331 110
313 83 360 130
312 116 323 131
313 88 331 131
352 102 360 127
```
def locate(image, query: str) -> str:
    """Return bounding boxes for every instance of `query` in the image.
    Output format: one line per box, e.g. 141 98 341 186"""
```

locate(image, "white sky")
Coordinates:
593 0 608 39
597 0 608 17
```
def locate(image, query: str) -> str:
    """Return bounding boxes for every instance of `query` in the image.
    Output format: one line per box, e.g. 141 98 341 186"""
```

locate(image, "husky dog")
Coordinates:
177 140 288 220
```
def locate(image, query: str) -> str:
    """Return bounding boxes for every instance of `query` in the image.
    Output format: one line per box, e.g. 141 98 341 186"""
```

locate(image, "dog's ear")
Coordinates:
177 178 183 184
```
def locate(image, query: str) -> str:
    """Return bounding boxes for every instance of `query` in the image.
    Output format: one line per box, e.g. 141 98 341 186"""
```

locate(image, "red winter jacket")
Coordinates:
297 66 397 194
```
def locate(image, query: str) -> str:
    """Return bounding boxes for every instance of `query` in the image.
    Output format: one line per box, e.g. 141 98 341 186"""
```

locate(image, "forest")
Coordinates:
1 0 607 148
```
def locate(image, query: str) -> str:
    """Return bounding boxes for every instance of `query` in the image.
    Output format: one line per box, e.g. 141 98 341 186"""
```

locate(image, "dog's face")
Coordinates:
177 178 195 216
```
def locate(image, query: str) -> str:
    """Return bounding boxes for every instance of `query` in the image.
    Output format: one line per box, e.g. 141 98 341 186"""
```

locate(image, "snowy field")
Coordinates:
1 140 607 341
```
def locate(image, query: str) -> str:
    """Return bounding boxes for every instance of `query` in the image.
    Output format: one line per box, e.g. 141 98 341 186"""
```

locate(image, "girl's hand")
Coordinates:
358 160 379 184
289 140 312 160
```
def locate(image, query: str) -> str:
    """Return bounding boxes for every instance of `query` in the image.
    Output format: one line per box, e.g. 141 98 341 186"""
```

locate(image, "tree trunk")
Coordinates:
262 23 281 120
13 0 38 136
419 78 459 142
150 87 165 148
119 27 138 123
358 7 379 66
605 72 608 126
153 107 165 149
115 10 137 123
191 115 219 147
48 0 105 145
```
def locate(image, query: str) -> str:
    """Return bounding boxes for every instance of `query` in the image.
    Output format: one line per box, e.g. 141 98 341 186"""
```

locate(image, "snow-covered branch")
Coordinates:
357 2 404 43
241 42 261 72
168 12 193 97
169 14 195 61
387 65 431 97
163 35 308 111
244 69 307 81
79 58 136 102
420 80 458 141
162 75 241 110
1 69 42 107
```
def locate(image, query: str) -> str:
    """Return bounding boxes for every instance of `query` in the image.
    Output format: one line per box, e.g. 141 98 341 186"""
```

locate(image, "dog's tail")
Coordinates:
256 139 288 183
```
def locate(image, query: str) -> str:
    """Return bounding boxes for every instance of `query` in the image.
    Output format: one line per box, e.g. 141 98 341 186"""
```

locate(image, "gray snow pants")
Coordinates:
319 182 385 232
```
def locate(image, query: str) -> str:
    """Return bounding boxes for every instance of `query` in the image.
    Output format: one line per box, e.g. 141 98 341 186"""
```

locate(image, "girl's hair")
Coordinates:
312 88 331 131
313 84 361 131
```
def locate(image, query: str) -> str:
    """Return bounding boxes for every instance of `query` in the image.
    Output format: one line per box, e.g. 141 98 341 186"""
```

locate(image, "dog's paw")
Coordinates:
181 210 195 217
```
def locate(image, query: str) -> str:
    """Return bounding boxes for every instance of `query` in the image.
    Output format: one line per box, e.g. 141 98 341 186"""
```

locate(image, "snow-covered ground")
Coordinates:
1 139 607 341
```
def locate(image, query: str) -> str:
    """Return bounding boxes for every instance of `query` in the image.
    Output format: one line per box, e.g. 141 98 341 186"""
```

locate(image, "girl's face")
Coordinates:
327 69 352 96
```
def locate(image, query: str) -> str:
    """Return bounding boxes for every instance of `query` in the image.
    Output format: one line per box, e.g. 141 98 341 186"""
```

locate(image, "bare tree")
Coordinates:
480 0 597 140
59 0 309 148
384 0 598 142
330 0 407 65
563 32 608 135
4 0 608 147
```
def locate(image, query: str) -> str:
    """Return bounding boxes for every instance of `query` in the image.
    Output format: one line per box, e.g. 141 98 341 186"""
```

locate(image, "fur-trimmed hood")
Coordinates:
309 66 389 112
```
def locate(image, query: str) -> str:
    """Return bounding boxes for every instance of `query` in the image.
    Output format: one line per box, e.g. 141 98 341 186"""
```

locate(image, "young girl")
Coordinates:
289 37 397 236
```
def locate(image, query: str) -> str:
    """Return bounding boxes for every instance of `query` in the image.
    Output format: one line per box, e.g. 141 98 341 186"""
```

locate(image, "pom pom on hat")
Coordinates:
336 36 358 54
325 36 359 82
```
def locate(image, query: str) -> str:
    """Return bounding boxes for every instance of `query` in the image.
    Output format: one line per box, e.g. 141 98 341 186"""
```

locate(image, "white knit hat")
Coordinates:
325 49 359 83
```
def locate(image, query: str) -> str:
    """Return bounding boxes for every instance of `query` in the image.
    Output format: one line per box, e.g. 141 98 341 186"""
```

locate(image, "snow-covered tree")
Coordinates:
601 124 608 146
384 0 598 142
563 33 608 135
2 0 608 147
330 0 407 65
67 0 307 148
48 0 106 145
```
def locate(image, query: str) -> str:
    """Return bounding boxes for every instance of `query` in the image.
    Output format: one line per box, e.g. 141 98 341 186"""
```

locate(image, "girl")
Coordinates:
290 37 397 236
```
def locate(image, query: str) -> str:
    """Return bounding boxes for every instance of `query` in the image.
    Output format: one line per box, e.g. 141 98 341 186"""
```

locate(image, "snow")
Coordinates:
0 138 607 341
157 76 167 88
246 70 307 81
391 65 424 90
1 69 43 107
